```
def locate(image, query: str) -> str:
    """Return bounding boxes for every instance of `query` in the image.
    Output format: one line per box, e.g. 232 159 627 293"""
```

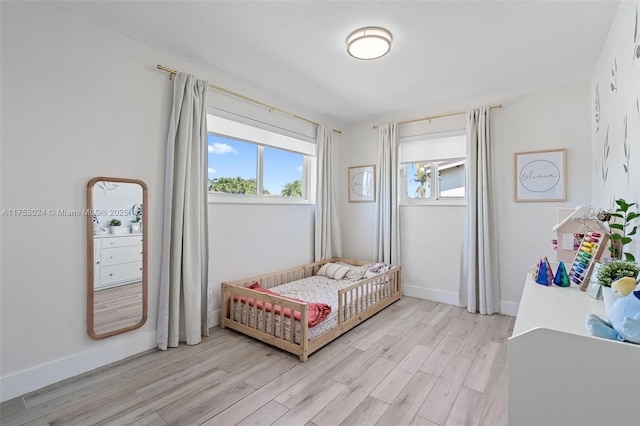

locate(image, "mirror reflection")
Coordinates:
87 177 147 339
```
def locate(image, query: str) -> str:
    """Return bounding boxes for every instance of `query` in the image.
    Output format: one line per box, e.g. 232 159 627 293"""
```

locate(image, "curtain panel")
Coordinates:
315 125 342 261
459 107 500 314
374 123 401 265
157 73 210 349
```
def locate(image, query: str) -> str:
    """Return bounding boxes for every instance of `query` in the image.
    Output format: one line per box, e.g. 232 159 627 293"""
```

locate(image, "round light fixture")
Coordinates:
346 26 392 60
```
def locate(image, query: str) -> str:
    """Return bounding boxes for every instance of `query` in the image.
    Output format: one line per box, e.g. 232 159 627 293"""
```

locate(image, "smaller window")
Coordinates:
399 132 467 204
403 158 466 201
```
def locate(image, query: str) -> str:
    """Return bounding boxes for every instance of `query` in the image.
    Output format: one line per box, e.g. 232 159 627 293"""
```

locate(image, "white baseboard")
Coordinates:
0 330 157 403
500 300 520 317
209 309 221 329
403 285 461 306
403 284 520 317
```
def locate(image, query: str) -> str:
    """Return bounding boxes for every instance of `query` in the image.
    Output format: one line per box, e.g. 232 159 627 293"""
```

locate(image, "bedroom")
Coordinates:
1 1 639 425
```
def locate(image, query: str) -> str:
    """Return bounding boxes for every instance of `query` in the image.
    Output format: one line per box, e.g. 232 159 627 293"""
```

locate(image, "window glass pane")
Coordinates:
437 159 465 198
406 162 432 199
207 134 258 195
264 146 304 197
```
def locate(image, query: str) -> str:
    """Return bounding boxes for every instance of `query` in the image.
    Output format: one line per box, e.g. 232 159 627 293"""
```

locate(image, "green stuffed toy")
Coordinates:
585 276 640 344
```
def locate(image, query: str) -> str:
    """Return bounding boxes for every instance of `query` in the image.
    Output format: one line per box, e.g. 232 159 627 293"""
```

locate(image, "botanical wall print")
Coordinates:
601 125 610 187
594 84 601 133
634 6 639 63
610 59 618 92
591 1 640 260
623 115 630 185
96 181 119 195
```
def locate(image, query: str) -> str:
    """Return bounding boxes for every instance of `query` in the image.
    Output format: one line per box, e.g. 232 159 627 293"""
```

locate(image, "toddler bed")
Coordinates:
220 258 401 361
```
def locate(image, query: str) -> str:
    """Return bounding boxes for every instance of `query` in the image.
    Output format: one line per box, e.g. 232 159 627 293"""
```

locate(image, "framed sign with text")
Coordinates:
348 165 376 202
515 149 566 202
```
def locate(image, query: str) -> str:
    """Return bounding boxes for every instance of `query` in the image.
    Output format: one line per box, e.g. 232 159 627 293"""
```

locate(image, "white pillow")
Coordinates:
336 262 372 280
317 262 351 280
365 263 390 278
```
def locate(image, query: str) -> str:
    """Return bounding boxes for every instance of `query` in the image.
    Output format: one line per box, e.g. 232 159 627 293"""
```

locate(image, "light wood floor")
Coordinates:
93 282 143 335
1 296 514 426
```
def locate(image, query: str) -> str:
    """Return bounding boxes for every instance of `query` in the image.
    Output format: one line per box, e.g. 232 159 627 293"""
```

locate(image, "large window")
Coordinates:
400 132 467 204
206 115 314 202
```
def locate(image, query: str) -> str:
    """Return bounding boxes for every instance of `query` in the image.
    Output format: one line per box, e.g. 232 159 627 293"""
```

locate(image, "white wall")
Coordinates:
338 80 592 315
590 0 640 260
0 2 333 401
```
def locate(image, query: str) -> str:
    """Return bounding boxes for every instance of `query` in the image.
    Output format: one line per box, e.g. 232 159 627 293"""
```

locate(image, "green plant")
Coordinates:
131 204 143 223
607 198 639 261
413 163 429 198
109 218 121 227
281 180 303 197
596 259 640 287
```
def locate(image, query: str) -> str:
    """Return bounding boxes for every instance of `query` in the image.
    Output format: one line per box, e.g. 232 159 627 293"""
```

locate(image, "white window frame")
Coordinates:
206 114 315 205
399 130 467 206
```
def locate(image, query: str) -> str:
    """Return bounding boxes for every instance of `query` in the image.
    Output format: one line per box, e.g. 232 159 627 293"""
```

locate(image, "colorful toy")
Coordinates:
535 257 554 286
553 261 570 287
585 277 640 344
568 231 609 290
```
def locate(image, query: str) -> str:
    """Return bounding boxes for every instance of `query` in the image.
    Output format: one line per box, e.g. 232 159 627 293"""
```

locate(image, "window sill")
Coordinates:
208 192 312 205
400 199 467 207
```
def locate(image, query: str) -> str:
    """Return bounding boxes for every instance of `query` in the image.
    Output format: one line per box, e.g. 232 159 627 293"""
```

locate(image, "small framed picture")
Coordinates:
515 148 567 202
348 165 376 202
586 262 603 299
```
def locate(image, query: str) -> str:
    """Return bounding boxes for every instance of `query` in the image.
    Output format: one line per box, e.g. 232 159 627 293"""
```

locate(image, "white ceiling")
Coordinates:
50 1 619 124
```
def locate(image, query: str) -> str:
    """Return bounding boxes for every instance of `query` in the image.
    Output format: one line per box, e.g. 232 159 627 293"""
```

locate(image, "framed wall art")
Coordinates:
348 165 376 202
515 148 567 202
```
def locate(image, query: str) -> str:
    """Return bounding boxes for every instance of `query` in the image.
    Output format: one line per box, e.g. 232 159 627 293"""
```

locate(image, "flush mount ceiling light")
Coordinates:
346 26 393 60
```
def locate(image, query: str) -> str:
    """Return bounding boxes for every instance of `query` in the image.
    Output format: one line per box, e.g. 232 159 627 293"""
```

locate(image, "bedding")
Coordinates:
233 282 331 327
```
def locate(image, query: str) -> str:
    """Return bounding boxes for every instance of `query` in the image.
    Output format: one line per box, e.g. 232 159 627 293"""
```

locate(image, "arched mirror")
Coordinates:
87 177 148 339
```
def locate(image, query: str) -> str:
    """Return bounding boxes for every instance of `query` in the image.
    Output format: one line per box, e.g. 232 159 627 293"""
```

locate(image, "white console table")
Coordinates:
509 272 640 425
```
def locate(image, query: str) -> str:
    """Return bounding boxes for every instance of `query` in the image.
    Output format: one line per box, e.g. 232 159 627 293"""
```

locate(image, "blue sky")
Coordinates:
207 134 303 194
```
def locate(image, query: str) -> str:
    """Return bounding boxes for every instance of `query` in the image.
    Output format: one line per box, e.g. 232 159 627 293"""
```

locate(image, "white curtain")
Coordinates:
157 73 210 349
374 123 401 265
315 125 342 261
459 107 500 314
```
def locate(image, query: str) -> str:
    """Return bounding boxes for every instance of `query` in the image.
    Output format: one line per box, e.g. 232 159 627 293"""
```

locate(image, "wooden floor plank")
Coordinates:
417 355 473 425
463 340 502 393
340 396 389 426
480 368 509 426
156 380 254 424
370 344 432 405
273 379 346 425
203 365 311 425
375 371 438 426
444 386 488 426
331 335 398 386
234 400 289 426
409 415 439 426
312 357 396 426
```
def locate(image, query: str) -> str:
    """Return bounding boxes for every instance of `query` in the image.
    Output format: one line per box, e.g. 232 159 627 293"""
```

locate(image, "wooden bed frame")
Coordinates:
220 257 402 361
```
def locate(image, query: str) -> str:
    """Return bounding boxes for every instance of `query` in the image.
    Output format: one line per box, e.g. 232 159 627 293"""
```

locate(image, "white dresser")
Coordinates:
93 234 143 290
509 271 640 425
